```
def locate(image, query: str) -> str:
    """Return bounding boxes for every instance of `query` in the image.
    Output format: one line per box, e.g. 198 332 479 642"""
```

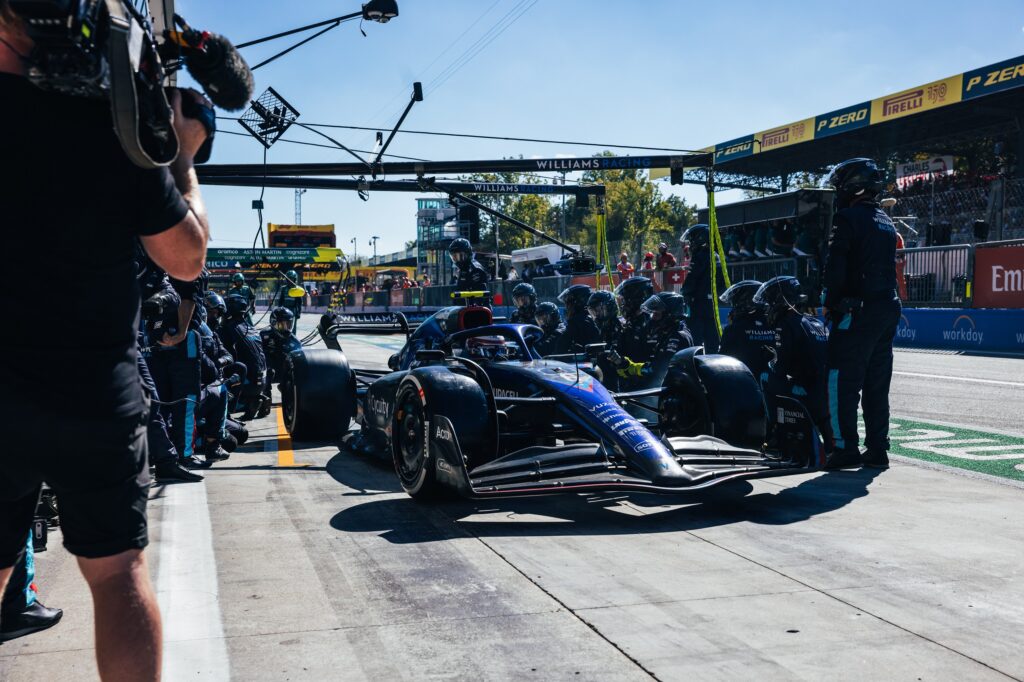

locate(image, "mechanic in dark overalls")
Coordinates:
448 238 490 289
275 269 304 334
680 224 726 352
557 284 602 354
616 292 694 386
192 304 232 463
612 276 655 368
719 279 775 379
587 290 623 390
533 302 564 356
228 272 256 325
261 307 302 388
218 294 270 420
822 158 901 470
753 276 832 450
509 282 537 323
136 246 206 465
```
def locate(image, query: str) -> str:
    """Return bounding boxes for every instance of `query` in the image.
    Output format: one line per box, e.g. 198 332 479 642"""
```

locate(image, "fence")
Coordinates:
899 244 973 307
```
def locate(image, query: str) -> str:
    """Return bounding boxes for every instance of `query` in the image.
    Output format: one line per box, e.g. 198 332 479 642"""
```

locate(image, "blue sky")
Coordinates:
172 0 1024 256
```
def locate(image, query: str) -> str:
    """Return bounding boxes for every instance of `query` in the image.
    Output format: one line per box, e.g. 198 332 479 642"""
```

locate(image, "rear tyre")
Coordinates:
393 367 493 500
284 349 356 441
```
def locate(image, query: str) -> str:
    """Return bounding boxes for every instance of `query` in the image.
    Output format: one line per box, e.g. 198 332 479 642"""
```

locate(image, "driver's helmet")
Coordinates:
587 290 619 323
464 336 514 361
535 301 561 330
448 238 473 265
230 272 245 286
511 282 536 309
270 306 294 332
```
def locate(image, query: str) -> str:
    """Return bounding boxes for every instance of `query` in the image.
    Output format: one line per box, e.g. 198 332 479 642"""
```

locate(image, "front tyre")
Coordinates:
284 349 356 441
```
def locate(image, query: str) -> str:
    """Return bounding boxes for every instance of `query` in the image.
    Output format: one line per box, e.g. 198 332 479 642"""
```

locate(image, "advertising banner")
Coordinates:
894 308 1024 352
755 117 816 153
206 247 343 265
870 75 963 124
972 245 1024 309
267 223 335 234
895 155 955 188
814 102 871 138
962 55 1024 100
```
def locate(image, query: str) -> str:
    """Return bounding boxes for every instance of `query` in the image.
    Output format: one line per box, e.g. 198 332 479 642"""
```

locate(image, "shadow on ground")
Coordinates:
326 449 883 543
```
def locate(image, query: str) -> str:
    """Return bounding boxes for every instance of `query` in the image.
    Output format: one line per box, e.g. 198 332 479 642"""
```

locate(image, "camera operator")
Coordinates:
0 5 210 677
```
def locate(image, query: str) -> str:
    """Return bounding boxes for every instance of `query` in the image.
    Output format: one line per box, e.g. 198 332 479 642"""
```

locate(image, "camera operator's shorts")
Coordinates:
0 400 150 569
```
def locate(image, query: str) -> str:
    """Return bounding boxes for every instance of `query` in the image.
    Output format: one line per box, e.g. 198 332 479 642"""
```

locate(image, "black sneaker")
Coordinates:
0 601 63 642
825 448 862 470
155 460 204 483
202 444 230 462
861 449 890 469
182 455 213 470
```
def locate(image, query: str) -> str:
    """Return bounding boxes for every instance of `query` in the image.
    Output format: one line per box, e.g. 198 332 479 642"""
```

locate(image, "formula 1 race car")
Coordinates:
281 300 825 499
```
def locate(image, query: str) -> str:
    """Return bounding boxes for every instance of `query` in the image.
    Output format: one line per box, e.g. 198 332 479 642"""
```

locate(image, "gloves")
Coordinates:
616 357 645 378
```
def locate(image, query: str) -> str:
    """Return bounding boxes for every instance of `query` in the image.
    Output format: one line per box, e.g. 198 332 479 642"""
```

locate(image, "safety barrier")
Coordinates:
899 244 972 307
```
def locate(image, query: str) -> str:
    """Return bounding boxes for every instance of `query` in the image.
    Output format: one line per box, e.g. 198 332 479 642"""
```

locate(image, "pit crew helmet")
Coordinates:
719 280 764 316
448 238 473 265
512 282 537 309
641 292 687 328
558 284 593 315
535 301 561 330
270 307 294 333
825 157 885 208
613 276 655 319
230 272 245 285
680 224 710 252
225 294 249 319
753 276 807 324
587 290 619 323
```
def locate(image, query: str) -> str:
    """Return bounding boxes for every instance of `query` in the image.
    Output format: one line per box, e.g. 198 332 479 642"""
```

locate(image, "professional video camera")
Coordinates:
140 288 179 321
9 0 253 168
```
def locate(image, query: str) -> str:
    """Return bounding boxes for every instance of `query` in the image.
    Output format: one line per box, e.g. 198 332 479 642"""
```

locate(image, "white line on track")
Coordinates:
893 371 1024 388
156 482 230 680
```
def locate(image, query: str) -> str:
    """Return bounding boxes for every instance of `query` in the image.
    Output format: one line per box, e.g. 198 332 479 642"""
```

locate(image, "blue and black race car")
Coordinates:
282 300 825 500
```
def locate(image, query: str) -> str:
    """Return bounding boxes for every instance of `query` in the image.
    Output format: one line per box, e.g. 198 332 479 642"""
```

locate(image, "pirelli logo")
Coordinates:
761 127 790 148
883 90 923 116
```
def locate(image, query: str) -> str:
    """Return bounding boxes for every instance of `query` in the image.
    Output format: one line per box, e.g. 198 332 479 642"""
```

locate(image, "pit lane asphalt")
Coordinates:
3 320 1023 681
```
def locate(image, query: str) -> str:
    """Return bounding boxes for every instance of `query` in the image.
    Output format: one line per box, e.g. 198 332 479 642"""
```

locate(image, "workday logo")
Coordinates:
895 314 916 342
942 315 984 345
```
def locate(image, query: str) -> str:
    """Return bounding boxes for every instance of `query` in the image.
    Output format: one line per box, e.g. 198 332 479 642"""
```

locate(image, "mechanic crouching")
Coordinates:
612 276 656 374
753 276 833 451
533 302 564 356
509 282 537 323
217 294 270 420
718 279 774 380
556 284 601 354
137 247 206 465
615 292 693 387
261 307 302 388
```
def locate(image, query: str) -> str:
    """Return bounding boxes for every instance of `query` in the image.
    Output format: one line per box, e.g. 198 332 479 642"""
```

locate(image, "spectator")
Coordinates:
616 253 634 281
507 265 519 281
640 252 656 273
655 242 677 270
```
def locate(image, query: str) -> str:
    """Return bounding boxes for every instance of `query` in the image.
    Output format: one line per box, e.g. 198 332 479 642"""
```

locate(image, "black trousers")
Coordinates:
826 297 901 453
147 331 201 460
688 302 720 354
137 354 176 464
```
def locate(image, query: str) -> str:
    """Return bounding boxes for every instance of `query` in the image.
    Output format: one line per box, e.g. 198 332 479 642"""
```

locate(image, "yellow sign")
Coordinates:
268 223 336 234
870 75 963 124
754 117 815 153
313 247 343 263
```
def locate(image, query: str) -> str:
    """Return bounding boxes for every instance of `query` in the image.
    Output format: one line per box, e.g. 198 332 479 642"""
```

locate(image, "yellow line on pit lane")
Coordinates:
275 406 309 467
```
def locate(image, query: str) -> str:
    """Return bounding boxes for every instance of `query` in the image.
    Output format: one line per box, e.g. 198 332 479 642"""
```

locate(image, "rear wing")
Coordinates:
319 311 412 350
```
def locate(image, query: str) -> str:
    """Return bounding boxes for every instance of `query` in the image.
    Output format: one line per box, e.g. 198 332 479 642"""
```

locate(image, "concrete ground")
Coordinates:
2 321 1023 681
